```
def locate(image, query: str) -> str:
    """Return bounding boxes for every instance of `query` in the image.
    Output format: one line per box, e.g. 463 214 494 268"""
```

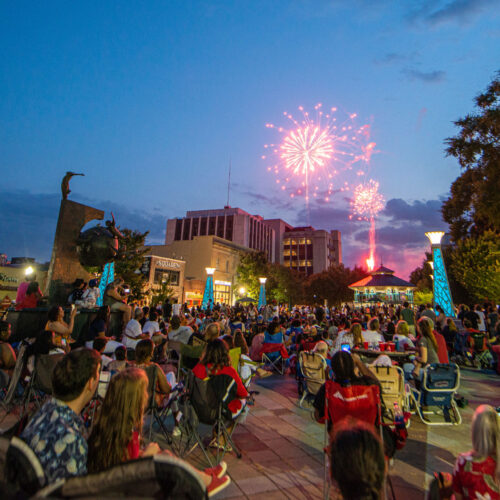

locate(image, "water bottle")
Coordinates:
393 402 405 429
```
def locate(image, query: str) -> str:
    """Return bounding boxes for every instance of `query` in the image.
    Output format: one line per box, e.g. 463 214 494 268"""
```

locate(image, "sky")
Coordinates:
1 0 499 278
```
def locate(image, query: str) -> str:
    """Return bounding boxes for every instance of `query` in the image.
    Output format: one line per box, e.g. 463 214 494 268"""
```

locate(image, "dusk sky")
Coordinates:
1 1 499 278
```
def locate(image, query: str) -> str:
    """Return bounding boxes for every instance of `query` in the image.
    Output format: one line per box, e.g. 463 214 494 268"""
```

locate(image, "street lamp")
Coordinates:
425 231 455 317
258 277 267 309
201 267 215 310
25 266 34 277
238 287 246 295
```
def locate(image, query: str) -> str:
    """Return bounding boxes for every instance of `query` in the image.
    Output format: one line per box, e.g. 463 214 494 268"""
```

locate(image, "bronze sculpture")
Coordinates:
61 171 85 200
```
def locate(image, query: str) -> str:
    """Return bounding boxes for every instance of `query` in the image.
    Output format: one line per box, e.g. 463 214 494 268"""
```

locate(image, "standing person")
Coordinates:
474 305 487 333
421 304 437 325
162 298 172 321
20 349 101 484
15 272 37 306
87 368 231 497
45 305 78 351
400 302 416 337
452 404 499 499
16 281 42 310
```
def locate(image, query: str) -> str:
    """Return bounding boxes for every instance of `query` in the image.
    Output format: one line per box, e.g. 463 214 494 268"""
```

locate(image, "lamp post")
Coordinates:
425 231 455 317
97 262 115 307
201 267 215 310
258 277 267 309
24 266 34 277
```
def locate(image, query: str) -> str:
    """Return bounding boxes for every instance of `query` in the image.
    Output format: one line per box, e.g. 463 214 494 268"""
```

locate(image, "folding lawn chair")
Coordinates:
410 363 462 425
178 370 242 467
228 347 241 372
297 351 327 408
178 344 204 379
1 341 30 412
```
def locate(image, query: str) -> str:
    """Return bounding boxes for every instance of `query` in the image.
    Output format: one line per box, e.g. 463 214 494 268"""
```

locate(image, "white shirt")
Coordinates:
393 335 415 351
124 319 142 349
142 320 160 337
168 326 193 344
475 311 487 332
362 330 384 344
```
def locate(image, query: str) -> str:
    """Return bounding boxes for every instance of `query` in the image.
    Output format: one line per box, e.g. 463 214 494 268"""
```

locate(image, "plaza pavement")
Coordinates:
168 368 500 500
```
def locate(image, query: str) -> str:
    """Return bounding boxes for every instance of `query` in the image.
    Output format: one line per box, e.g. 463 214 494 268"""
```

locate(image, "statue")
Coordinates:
76 212 124 268
61 171 85 200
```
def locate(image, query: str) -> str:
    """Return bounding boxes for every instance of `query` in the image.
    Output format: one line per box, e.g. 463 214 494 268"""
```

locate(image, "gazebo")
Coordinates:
349 266 416 306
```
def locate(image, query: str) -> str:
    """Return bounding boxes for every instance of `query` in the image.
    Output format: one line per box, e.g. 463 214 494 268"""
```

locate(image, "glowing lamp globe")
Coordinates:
259 277 267 284
24 266 34 276
239 287 246 295
425 232 445 246
205 267 216 275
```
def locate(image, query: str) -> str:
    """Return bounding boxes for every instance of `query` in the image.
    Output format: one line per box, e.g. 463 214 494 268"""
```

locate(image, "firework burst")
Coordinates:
263 104 376 204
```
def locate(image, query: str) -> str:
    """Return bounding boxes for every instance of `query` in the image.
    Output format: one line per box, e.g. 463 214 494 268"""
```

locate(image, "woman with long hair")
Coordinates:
87 368 231 497
394 320 415 351
45 305 77 351
333 322 363 353
453 404 499 498
413 317 439 377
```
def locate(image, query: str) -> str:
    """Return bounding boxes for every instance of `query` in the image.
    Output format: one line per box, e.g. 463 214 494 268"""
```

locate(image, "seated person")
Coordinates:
27 330 65 373
362 318 384 345
134 339 174 406
204 322 221 342
45 305 77 351
93 338 113 369
143 310 163 340
85 305 123 353
103 278 131 329
168 314 193 344
221 334 234 349
233 329 270 382
108 345 128 372
87 368 231 497
313 351 379 423
81 279 100 308
193 340 249 446
69 278 86 306
330 420 387 500
394 320 415 351
333 322 363 354
21 349 101 483
0 320 16 372
249 328 265 361
264 322 284 344
452 404 499 499
123 308 150 349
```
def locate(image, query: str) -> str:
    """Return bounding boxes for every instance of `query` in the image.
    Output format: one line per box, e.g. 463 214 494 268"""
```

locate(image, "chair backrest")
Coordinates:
228 347 241 371
299 351 326 396
33 353 65 394
5 436 46 495
191 336 206 348
420 363 460 407
264 331 283 344
324 380 380 428
372 365 405 415
179 344 204 372
41 454 207 499
469 332 486 352
3 342 29 407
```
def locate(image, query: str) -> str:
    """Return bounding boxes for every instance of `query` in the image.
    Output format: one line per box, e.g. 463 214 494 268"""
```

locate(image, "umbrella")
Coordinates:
237 296 256 303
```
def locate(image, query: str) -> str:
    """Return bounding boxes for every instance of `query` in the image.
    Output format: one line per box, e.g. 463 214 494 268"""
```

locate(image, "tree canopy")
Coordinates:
442 74 500 241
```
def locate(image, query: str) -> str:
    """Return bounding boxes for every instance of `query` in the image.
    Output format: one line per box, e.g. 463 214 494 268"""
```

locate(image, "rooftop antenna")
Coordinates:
226 157 231 208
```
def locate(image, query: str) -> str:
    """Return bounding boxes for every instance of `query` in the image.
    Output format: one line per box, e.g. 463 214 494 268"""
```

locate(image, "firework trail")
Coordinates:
351 180 385 270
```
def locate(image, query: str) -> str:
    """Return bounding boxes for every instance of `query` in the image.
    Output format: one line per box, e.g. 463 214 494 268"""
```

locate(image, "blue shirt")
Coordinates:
21 398 87 483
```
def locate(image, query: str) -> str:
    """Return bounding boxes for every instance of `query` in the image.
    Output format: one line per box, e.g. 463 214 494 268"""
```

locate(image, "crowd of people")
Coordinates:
1 285 499 498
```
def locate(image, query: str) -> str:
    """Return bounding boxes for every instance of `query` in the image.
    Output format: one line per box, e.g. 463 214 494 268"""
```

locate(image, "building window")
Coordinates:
284 255 291 261
182 219 191 240
306 244 313 259
209 217 216 235
154 270 180 286
200 217 208 235
217 217 225 238
306 239 312 244
299 238 306 245
192 218 199 238
225 215 233 241
175 219 182 240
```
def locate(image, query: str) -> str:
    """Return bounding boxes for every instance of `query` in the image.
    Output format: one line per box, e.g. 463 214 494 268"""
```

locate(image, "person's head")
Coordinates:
96 305 110 323
417 317 437 350
88 279 98 288
446 318 457 332
170 314 181 330
93 337 108 353
87 367 149 473
436 305 443 314
463 319 472 329
52 349 101 404
350 322 363 347
0 320 11 342
330 420 386 500
403 302 409 309
114 345 127 361
73 278 85 289
368 318 380 332
149 310 158 322
313 340 328 357
331 351 356 383
233 329 249 355
222 334 234 349
134 307 143 321
26 281 39 296
471 404 500 481
386 322 395 336
47 305 64 322
396 320 409 337
135 339 154 364
201 339 230 374
204 322 220 341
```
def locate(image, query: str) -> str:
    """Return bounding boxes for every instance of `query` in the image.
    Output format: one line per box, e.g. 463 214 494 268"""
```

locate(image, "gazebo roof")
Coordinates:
349 265 415 289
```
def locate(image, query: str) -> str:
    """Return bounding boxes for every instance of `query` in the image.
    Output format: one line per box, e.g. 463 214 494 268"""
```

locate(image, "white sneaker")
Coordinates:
172 427 181 438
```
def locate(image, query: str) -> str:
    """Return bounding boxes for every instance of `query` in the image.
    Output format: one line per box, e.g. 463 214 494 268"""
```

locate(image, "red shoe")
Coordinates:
207 474 231 497
204 460 227 479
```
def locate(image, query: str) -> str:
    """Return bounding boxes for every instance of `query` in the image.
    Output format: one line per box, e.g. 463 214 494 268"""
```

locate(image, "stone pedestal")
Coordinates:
45 199 104 302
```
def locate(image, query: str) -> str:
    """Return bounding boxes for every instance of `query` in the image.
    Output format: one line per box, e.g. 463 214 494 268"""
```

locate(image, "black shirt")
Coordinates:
86 319 106 342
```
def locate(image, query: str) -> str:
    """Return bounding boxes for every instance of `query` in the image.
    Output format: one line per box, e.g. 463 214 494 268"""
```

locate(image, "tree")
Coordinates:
114 228 150 301
442 74 500 241
409 252 433 292
236 251 269 299
449 230 500 302
150 278 175 308
304 265 367 307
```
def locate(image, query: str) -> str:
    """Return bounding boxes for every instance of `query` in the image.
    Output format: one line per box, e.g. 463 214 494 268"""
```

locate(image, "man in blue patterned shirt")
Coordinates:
21 348 101 483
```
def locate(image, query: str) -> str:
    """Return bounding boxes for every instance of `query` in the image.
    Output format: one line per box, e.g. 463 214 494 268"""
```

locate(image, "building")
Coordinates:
263 220 342 276
349 266 416 306
150 235 252 307
0 258 48 305
165 206 275 262
141 255 185 304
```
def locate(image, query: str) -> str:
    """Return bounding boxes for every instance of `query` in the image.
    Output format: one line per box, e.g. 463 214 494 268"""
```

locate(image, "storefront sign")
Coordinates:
155 259 181 270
